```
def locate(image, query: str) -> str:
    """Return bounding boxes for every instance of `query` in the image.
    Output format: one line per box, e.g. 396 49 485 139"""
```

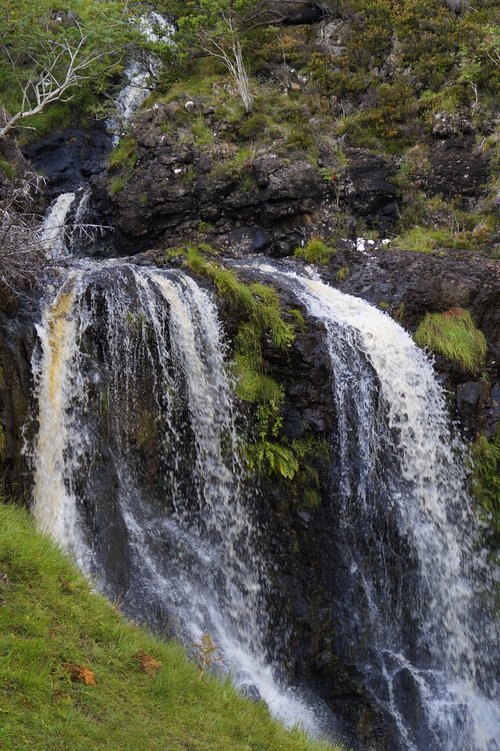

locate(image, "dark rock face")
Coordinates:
345 149 398 228
0 301 41 497
427 138 489 199
91 104 402 255
23 124 112 198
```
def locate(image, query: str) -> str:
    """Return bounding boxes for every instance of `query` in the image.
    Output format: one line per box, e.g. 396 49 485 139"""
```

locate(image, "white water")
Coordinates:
108 12 174 137
250 263 499 750
28 260 327 736
38 192 75 256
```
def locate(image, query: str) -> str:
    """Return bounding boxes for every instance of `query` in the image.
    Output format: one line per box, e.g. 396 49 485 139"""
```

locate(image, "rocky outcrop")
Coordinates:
90 103 401 255
23 125 112 199
319 243 499 436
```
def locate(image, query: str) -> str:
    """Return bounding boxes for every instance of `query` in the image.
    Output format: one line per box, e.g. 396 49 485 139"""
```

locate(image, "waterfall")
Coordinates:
28 260 327 735
247 263 499 751
38 192 75 256
108 12 174 138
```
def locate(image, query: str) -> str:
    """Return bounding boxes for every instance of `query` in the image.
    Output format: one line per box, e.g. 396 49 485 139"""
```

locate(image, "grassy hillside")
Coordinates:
0 502 338 751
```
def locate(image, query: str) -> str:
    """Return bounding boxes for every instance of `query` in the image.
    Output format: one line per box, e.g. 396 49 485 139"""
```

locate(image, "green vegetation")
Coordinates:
0 0 136 139
0 501 337 751
0 158 16 179
109 176 128 196
414 308 487 373
335 266 350 281
108 136 138 173
294 239 336 266
471 429 500 553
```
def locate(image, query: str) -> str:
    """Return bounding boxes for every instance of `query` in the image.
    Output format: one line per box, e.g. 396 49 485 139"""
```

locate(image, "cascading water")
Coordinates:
38 192 75 256
108 12 174 138
246 262 498 751
28 259 328 735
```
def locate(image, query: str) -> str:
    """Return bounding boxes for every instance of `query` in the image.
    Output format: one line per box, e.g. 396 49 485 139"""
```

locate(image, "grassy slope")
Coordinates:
0 503 338 751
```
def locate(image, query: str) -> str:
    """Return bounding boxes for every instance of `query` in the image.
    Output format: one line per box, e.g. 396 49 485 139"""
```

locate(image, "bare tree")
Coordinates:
194 14 253 113
0 28 101 139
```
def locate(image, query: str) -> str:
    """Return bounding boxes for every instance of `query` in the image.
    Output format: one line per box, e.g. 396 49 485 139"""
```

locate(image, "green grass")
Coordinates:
0 502 339 751
294 239 336 266
109 176 128 196
414 308 487 373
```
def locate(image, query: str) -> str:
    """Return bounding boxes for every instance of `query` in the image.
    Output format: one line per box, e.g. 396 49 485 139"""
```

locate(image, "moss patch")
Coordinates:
414 308 487 373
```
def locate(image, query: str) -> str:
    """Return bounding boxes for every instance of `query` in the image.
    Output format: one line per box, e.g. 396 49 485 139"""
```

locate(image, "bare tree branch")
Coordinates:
0 28 103 139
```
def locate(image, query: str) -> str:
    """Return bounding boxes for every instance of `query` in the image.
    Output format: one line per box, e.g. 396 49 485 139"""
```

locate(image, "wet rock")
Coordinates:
456 381 490 434
345 149 399 229
23 125 112 198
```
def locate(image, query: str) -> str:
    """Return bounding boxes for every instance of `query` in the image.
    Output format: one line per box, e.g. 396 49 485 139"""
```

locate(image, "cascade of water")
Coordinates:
38 192 75 256
108 13 174 138
248 263 498 751
28 260 327 735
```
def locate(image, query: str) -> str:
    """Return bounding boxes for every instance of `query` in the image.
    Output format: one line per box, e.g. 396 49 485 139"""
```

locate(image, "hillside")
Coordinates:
0 502 336 751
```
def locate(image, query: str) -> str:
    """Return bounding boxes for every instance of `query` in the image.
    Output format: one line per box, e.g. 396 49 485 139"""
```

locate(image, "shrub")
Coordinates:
414 308 487 372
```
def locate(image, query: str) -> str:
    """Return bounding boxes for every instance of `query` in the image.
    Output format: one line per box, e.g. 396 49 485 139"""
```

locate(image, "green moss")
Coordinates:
139 193 149 207
471 429 500 552
414 308 487 373
0 502 338 751
294 239 336 266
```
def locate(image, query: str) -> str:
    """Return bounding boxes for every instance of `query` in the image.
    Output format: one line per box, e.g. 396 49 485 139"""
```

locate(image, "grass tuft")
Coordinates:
414 308 487 373
294 239 336 265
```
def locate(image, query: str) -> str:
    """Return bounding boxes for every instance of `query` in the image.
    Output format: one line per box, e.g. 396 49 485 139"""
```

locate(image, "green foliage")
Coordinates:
0 501 338 751
0 0 135 138
239 113 269 140
336 266 350 281
192 117 215 146
414 308 487 373
471 429 500 551
246 439 299 479
294 239 336 266
394 222 494 253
